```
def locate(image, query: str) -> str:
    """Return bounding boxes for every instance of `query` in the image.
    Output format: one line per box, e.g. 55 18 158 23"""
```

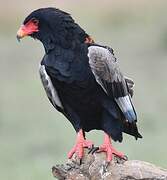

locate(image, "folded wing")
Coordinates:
39 65 64 112
88 45 137 123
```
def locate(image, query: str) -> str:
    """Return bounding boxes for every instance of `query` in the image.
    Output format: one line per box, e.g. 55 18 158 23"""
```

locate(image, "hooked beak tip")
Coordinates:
16 35 21 42
16 25 27 42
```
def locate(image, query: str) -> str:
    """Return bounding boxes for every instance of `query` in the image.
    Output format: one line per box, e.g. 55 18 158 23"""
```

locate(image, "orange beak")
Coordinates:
16 25 28 41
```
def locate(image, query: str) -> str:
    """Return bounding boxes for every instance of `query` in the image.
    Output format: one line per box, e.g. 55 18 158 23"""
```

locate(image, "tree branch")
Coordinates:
52 148 167 180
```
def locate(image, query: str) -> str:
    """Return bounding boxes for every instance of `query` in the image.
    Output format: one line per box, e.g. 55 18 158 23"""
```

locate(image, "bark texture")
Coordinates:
52 148 167 180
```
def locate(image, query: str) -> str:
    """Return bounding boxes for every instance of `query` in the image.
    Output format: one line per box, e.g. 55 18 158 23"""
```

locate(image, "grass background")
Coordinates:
0 0 167 179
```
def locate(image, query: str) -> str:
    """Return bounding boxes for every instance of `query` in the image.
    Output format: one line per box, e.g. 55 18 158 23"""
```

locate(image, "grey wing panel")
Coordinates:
88 46 126 94
39 65 63 110
88 46 137 122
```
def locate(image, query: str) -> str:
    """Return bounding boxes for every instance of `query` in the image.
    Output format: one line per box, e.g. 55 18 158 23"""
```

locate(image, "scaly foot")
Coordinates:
97 133 125 162
68 129 93 159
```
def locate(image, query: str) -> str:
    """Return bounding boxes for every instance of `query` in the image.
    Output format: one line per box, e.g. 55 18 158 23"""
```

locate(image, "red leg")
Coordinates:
98 133 125 162
68 129 93 159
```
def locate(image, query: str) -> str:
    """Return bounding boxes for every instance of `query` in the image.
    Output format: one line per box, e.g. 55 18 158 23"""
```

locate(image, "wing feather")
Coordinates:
88 45 137 123
39 65 63 111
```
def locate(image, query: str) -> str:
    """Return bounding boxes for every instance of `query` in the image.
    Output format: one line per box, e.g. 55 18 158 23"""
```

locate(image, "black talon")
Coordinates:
88 145 94 154
115 155 128 164
79 159 82 165
88 146 99 154
123 155 128 161
91 147 99 154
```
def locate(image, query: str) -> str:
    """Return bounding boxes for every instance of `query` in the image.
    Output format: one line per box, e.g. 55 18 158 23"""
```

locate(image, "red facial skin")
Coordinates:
17 19 94 44
17 19 39 38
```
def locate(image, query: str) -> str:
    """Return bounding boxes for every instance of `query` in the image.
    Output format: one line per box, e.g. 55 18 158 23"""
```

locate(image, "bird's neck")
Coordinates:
41 36 86 54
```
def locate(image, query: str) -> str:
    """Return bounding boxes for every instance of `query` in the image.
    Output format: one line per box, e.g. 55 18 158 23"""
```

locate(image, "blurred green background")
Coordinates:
0 0 167 179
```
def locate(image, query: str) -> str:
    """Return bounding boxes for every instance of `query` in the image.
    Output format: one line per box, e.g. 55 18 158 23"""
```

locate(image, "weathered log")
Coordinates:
52 148 167 180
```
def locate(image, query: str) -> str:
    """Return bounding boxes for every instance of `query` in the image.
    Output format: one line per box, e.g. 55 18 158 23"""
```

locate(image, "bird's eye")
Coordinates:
33 19 39 25
31 18 39 25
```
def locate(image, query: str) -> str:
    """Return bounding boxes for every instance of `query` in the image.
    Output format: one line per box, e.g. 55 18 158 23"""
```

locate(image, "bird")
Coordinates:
17 7 142 162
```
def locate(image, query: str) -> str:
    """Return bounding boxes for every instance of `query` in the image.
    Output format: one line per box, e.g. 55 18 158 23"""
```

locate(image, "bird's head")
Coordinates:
17 7 91 52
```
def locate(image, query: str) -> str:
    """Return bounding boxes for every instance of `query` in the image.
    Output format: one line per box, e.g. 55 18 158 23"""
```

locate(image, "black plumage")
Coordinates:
19 7 142 144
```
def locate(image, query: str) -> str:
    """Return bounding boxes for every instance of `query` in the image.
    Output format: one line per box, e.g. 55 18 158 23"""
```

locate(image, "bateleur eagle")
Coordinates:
17 7 142 162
